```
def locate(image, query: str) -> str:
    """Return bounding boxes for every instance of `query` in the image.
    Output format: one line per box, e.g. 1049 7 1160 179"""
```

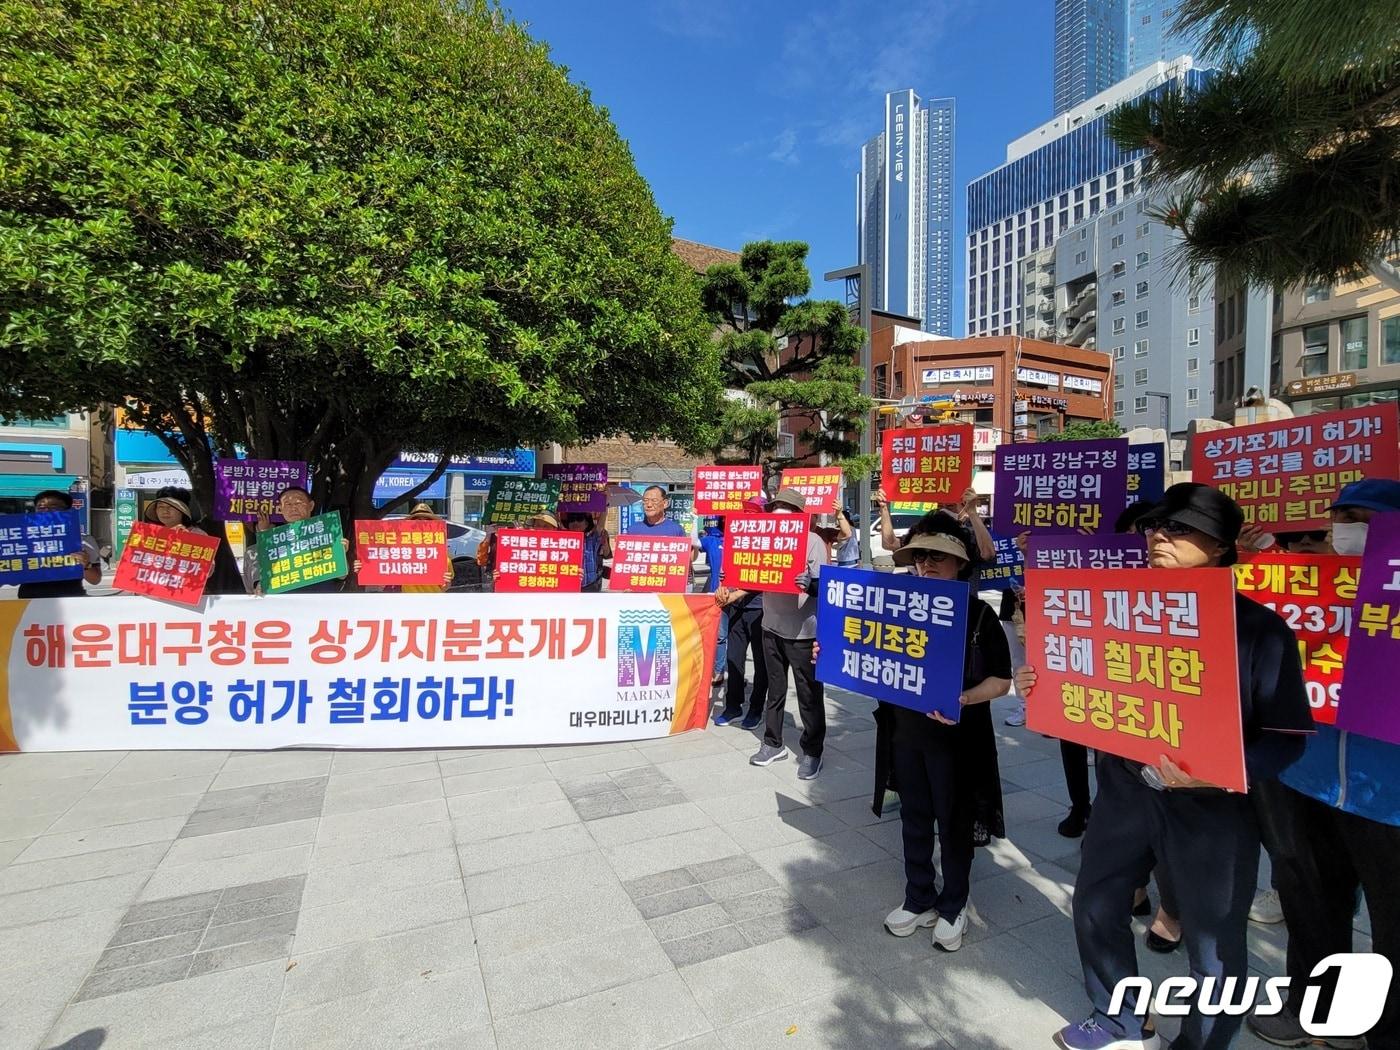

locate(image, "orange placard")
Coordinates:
353 519 449 588
881 424 972 505
777 468 843 514
114 522 220 607
611 536 692 593
720 514 808 594
493 529 584 593
1024 567 1246 791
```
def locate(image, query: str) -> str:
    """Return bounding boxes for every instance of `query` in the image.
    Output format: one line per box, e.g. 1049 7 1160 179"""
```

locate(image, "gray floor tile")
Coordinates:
662 924 752 967
210 891 302 927
188 934 292 978
223 874 306 905
272 968 490 1049
493 971 711 1050
702 868 778 900
637 884 715 919
717 887 796 923
687 854 759 883
647 902 734 943
74 954 193 1001
201 909 299 951
735 905 820 946
109 908 214 948
93 930 204 973
623 867 697 900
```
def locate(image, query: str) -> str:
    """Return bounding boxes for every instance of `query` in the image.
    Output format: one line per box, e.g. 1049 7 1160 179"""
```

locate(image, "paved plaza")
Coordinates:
0 684 1369 1050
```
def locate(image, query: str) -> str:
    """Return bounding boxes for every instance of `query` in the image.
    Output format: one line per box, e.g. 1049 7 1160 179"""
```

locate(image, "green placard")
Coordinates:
256 512 347 594
483 477 561 525
114 488 138 559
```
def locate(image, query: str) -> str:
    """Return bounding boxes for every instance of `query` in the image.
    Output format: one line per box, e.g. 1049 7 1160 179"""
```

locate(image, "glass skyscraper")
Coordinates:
856 91 955 336
1053 0 1125 115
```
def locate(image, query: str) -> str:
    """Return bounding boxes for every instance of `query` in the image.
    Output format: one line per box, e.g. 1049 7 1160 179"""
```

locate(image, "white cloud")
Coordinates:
768 128 800 165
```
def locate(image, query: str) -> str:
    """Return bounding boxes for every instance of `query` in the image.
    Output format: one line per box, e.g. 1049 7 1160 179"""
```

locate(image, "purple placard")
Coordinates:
1026 533 1148 571
214 458 310 522
1336 512 1400 745
992 438 1129 536
543 463 608 513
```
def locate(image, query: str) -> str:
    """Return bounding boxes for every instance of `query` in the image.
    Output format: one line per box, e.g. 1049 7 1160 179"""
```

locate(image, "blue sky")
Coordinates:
507 0 1056 334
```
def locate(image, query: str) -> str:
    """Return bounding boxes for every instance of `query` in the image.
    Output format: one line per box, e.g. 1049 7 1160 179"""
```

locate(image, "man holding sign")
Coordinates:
1018 483 1312 1050
747 488 829 779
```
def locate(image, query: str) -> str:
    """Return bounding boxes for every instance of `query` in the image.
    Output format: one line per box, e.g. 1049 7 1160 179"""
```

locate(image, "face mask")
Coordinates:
1331 521 1368 556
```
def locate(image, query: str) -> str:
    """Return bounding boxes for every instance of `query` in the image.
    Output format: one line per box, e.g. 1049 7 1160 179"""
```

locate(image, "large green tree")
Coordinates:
698 241 873 485
1039 420 1124 443
0 0 720 518
1108 0 1400 290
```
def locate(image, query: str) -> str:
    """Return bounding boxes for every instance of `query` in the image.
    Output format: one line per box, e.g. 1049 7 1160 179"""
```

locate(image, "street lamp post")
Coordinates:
824 264 872 567
1146 389 1171 464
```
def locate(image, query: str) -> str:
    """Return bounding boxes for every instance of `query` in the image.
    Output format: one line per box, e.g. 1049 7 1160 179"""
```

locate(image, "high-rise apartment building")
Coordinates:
966 58 1209 339
856 91 955 336
1126 1 1203 71
1053 0 1126 115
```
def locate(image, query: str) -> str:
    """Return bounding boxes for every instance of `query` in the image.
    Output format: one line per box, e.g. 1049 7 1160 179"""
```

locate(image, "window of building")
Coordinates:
1111 261 1126 278
1079 227 1089 241
1074 250 1087 265
1187 328 1199 347
1136 280 1149 300
1113 345 1125 360
1216 360 1225 401
1341 315 1368 370
1114 399 1125 415
1141 13 1151 23
1111 234 1124 249
1384 316 1400 365
1136 251 1150 269
1111 290 1126 306
1110 210 1124 227
1226 296 1236 337
1112 317 1126 335
1271 333 1282 392
1187 356 1199 374
1074 204 1084 222
1187 387 1198 405
1135 338 1149 356
1303 284 1331 304
1188 293 1200 313
1136 199 1148 214
1137 223 1150 238
1114 373 1124 389
1134 368 1148 386
1303 324 1329 377
1134 396 1148 413
1135 310 1149 328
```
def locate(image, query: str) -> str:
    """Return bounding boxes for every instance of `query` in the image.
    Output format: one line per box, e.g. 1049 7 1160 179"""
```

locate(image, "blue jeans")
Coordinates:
713 603 729 677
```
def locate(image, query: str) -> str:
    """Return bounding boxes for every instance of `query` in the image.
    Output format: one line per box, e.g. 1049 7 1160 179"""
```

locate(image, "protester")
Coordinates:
1018 483 1313 1050
16 489 102 598
878 522 1012 951
1246 478 1400 1050
710 508 769 729
352 503 455 593
698 517 728 688
145 486 245 595
564 510 612 593
834 508 861 568
749 487 828 779
633 486 689 538
248 485 348 594
1000 583 1028 727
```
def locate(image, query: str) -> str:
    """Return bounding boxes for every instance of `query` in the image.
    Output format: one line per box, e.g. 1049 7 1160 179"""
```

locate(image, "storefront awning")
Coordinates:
0 474 78 499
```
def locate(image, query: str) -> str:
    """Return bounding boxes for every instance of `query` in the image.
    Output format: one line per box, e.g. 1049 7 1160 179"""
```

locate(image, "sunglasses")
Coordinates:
1135 518 1195 538
910 549 954 564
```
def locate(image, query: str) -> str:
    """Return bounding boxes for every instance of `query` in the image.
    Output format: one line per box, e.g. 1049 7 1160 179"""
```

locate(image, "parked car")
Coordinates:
870 506 927 567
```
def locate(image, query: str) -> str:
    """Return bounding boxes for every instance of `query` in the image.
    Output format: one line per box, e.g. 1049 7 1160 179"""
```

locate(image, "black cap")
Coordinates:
1150 483 1244 564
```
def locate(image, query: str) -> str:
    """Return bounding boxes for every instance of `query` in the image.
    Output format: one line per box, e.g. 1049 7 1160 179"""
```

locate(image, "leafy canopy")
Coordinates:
699 241 873 480
1108 0 1400 290
0 0 720 515
1039 420 1124 443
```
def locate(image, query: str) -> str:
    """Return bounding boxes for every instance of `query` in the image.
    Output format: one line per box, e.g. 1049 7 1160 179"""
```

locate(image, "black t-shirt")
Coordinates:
1234 592 1314 739
892 597 1012 743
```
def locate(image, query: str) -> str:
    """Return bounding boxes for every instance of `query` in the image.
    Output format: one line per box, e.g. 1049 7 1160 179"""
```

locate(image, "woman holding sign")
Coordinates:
879 519 1012 952
145 486 245 595
1017 484 1312 1050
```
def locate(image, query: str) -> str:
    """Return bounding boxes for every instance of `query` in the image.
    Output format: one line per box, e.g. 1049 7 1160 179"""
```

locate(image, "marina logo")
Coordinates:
617 611 673 690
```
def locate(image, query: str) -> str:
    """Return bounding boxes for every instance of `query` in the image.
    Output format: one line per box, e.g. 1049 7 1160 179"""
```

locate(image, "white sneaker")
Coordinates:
1249 888 1284 924
933 909 967 951
884 904 939 938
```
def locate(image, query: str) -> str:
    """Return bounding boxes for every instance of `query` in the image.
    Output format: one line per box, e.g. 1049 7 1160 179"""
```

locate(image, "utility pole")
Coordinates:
824 264 872 566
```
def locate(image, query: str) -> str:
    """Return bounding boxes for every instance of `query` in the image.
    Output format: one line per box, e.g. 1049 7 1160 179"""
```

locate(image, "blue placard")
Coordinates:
815 566 969 719
982 533 1024 591
0 510 83 584
1127 443 1166 505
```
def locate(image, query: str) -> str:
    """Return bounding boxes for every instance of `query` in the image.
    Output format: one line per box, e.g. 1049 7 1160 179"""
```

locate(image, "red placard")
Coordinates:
1190 403 1399 532
1235 552 1359 726
777 468 843 514
611 536 692 593
353 519 449 588
1024 567 1247 791
493 529 583 593
113 522 220 607
693 466 765 515
721 514 808 594
881 424 973 505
